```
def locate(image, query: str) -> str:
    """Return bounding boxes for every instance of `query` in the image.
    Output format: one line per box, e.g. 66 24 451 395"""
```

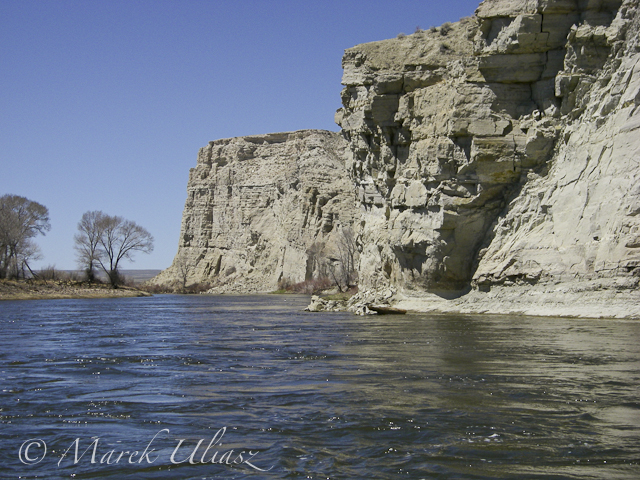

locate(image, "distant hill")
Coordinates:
117 270 162 284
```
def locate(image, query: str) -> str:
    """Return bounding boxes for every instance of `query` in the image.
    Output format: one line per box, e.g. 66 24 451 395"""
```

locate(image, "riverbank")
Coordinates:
306 279 640 319
353 280 640 319
0 279 152 301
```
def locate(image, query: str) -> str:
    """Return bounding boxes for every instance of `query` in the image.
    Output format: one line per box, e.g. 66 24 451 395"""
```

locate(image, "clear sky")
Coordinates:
1 0 479 271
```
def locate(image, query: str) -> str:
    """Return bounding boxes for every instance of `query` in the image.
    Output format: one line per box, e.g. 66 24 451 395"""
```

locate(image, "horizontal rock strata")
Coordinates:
152 130 357 293
156 0 640 318
335 0 640 316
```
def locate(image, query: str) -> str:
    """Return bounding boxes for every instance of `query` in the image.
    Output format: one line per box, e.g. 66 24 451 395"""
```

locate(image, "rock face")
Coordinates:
157 0 640 317
473 0 640 291
336 0 640 314
153 130 357 293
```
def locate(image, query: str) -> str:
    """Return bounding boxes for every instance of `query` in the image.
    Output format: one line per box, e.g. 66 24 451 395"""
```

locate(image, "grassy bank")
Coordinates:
0 279 151 301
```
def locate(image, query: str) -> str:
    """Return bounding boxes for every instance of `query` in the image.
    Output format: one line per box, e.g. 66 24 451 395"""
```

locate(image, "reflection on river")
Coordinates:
0 294 638 479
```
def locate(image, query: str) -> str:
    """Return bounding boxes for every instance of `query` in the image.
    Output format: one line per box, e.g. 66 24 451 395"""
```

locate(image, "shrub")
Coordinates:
184 282 212 294
277 277 294 291
277 277 333 295
66 270 82 282
34 266 85 282
322 285 358 302
37 265 59 281
140 283 174 294
440 22 452 36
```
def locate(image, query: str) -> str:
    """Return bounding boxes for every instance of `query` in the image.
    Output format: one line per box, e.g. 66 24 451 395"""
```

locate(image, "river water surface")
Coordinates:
0 294 638 479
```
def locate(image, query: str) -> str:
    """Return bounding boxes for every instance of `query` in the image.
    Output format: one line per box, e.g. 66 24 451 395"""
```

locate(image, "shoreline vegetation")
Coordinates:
0 271 360 302
0 197 156 295
0 270 162 301
0 274 358 303
0 278 152 301
4 277 639 320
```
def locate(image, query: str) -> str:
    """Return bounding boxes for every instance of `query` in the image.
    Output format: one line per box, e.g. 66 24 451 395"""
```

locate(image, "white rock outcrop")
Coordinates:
156 0 640 318
336 0 640 317
152 130 357 293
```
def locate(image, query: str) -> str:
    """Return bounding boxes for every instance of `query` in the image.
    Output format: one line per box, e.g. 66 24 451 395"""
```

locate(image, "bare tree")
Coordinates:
174 252 192 291
74 210 104 282
16 238 42 279
99 216 154 287
0 194 50 279
327 260 345 292
74 211 154 287
336 226 357 287
327 226 358 292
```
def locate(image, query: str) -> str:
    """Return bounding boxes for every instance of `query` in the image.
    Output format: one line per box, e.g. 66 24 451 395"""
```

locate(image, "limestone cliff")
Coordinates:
153 130 357 293
337 0 640 316
156 0 640 317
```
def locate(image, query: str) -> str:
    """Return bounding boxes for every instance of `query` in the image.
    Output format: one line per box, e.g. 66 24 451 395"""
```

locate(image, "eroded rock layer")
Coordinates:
337 0 640 309
156 0 640 317
153 130 357 292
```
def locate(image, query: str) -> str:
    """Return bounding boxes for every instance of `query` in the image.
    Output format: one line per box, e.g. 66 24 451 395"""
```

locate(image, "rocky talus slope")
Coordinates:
152 130 357 293
337 0 640 317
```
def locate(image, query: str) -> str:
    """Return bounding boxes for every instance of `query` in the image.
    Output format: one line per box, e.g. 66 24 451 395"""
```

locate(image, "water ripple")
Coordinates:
0 295 638 479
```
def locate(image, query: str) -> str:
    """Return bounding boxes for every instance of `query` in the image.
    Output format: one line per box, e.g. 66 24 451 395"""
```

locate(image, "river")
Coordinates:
0 294 638 479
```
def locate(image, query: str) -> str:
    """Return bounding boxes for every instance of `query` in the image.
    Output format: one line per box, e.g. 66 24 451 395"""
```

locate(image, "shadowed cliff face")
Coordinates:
337 0 636 295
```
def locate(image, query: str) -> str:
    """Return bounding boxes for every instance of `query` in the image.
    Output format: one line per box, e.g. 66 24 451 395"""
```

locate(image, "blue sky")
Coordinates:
1 0 479 271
